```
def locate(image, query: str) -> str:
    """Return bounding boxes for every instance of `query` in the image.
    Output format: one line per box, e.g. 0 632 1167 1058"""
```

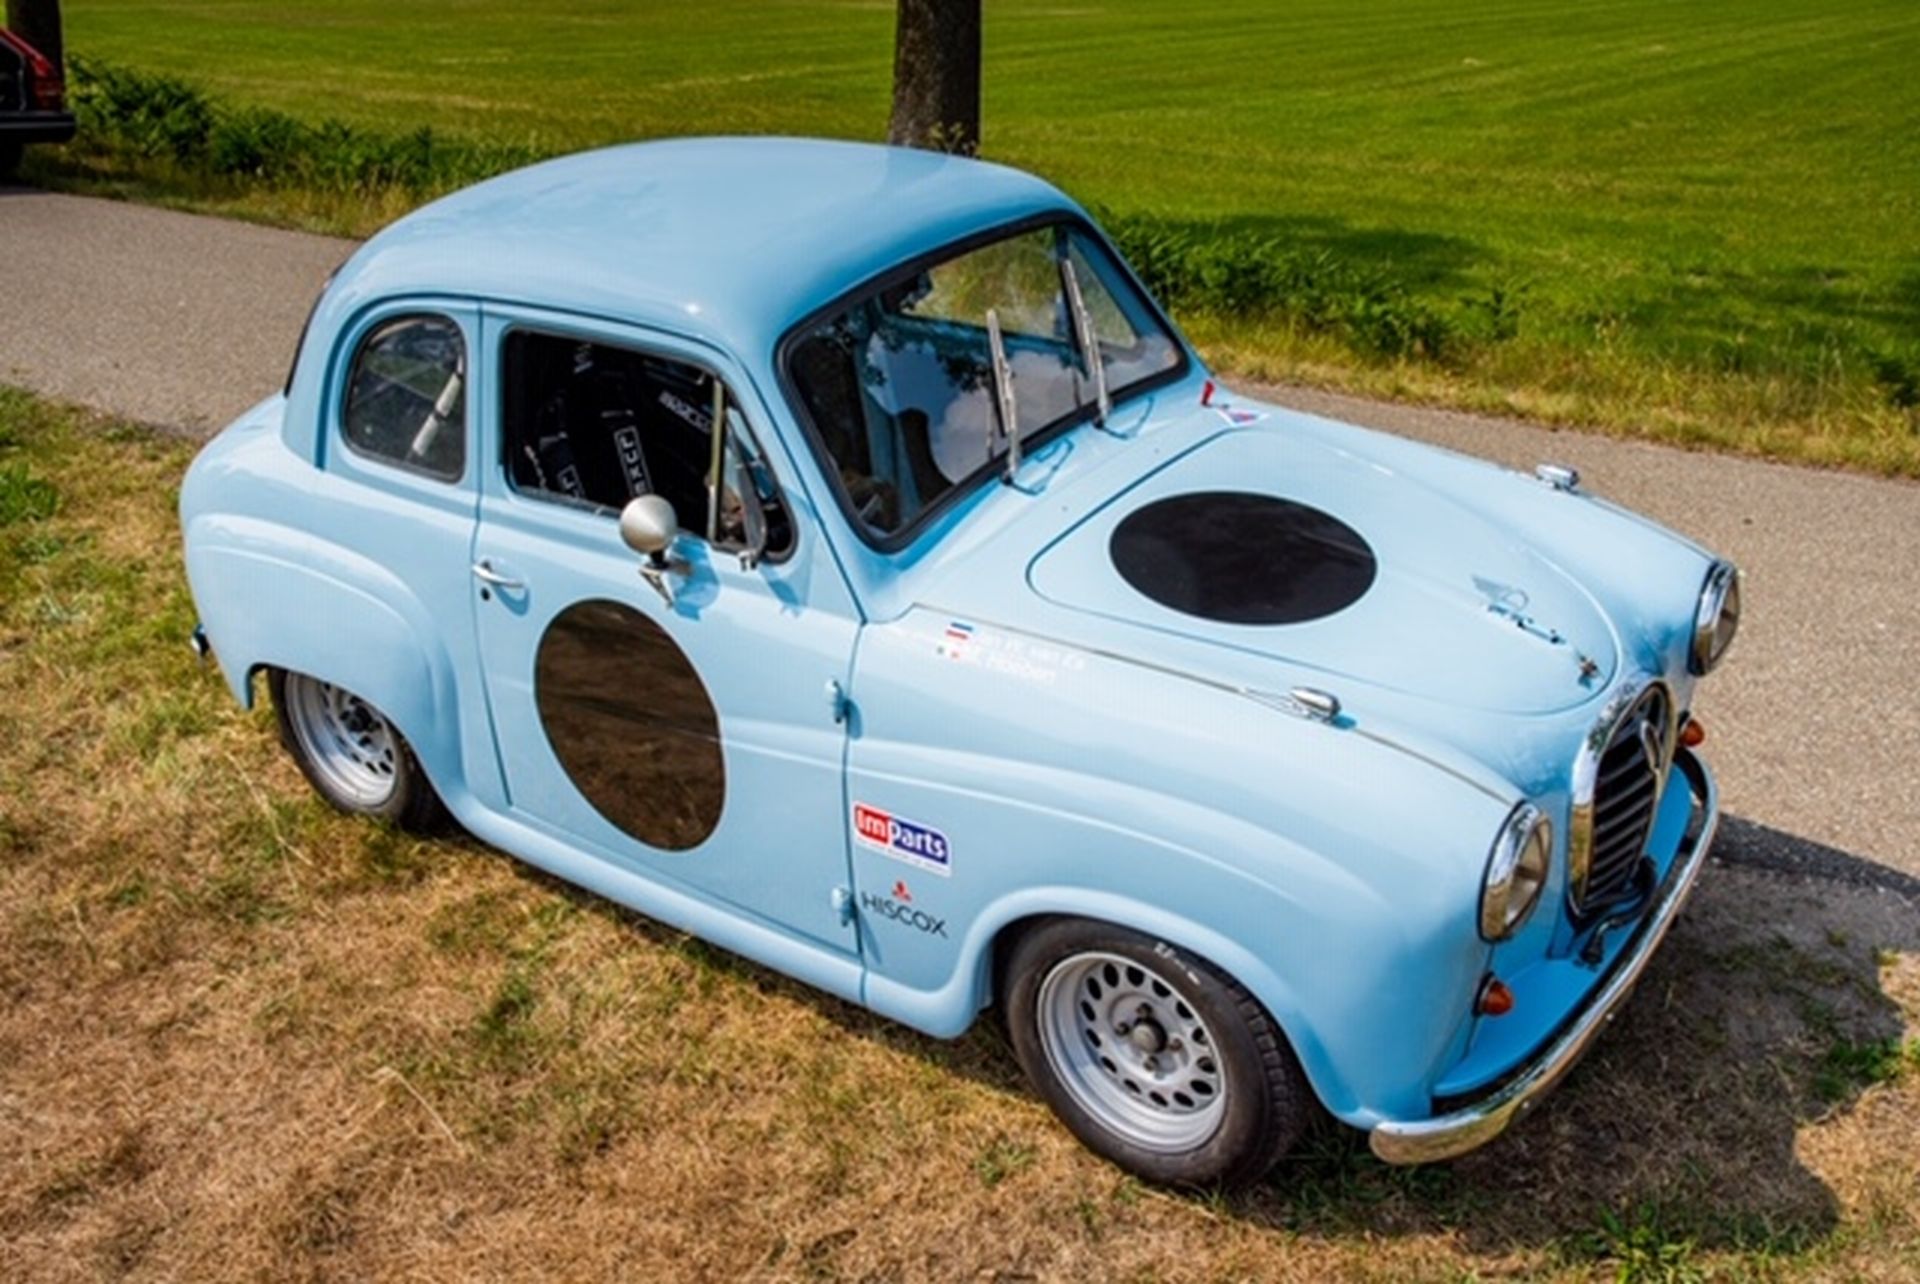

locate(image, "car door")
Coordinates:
316 299 507 808
469 304 863 953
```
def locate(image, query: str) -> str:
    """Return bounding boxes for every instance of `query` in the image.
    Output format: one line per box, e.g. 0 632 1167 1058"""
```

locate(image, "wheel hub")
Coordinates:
1035 951 1227 1153
284 674 400 808
1125 1013 1168 1055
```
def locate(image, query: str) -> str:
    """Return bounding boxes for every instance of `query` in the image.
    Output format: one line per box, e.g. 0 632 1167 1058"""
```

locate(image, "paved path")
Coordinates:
2 185 1916 890
0 187 347 431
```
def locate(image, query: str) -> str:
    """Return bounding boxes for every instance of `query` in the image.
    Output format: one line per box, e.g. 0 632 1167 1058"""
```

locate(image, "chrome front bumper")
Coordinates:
1369 746 1718 1165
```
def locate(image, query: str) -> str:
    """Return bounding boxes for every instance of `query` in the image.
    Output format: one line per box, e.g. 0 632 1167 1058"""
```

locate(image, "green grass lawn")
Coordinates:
40 0 1920 471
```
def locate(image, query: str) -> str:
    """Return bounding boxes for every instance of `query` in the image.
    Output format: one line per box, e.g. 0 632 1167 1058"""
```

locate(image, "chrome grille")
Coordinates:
1572 683 1674 915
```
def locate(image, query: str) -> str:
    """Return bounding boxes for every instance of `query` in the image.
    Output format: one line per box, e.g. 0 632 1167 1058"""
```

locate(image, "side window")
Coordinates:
341 314 466 481
501 330 792 557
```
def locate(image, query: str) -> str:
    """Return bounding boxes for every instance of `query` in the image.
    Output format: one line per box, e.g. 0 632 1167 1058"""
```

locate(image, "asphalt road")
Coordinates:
2 186 1916 892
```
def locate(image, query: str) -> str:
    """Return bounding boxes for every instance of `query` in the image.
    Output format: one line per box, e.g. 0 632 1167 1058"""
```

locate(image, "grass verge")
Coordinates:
2 383 1918 1279
22 42 1920 478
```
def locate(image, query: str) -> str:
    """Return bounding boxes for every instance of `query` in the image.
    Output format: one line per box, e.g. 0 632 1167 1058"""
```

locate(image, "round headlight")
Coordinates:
1690 561 1741 675
1480 803 1552 942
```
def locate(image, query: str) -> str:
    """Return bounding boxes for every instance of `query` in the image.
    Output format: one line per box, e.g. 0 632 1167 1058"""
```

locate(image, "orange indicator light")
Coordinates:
1477 978 1515 1018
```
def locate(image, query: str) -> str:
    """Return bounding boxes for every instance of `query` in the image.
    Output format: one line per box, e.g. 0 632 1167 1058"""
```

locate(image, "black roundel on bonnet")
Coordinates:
1109 491 1377 625
535 600 724 851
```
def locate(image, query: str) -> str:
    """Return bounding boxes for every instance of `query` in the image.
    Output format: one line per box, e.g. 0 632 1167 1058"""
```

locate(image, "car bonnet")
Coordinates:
1024 413 1622 717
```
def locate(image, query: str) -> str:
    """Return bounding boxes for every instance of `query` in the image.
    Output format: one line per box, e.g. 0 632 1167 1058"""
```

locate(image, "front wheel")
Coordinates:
1003 918 1315 1187
0 143 22 180
270 669 445 832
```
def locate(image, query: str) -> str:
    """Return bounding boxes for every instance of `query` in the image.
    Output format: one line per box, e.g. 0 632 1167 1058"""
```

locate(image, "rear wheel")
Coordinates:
0 143 23 180
270 669 444 831
1003 918 1314 1187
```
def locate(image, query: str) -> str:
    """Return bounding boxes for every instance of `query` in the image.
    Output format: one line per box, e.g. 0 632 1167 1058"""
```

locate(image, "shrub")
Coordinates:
63 58 1496 371
208 106 309 179
1868 349 1920 411
68 58 543 197
1103 212 1463 361
72 58 215 165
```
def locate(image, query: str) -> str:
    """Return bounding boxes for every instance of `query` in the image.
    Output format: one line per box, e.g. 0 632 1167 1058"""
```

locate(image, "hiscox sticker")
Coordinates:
852 803 952 877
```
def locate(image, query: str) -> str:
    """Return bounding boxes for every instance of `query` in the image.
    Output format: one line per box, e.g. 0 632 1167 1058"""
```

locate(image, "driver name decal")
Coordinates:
931 619 1087 687
853 803 951 876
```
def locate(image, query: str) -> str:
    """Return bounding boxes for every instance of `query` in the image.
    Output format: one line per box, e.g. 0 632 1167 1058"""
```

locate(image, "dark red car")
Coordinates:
0 28 73 178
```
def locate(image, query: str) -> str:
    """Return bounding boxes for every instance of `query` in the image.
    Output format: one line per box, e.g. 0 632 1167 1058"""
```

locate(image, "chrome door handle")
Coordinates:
471 559 524 591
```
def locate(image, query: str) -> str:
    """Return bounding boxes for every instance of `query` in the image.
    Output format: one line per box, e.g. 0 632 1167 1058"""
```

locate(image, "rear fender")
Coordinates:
183 514 457 782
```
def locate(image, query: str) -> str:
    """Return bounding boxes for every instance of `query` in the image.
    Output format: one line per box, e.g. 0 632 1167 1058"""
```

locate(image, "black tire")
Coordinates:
269 668 446 833
0 142 22 180
1002 917 1315 1188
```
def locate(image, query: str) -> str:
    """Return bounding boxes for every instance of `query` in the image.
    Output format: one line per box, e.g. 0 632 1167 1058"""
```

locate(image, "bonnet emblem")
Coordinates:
1638 717 1665 775
1475 579 1565 646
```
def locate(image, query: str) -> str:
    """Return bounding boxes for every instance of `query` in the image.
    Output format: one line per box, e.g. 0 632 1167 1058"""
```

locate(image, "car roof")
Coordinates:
327 136 1081 359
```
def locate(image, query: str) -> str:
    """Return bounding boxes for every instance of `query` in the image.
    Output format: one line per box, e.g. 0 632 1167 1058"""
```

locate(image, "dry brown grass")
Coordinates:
2 385 1918 1281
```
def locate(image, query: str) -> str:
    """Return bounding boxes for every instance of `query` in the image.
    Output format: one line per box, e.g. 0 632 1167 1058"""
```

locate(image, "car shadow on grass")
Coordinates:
472 810 1915 1266
1220 816 1920 1262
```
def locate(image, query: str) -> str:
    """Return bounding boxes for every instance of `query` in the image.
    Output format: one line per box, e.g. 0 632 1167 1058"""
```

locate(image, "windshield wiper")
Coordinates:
985 308 1022 482
1059 257 1112 429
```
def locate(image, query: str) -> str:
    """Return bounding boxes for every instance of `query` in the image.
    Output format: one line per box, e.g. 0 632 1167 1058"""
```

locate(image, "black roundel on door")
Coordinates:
1110 491 1377 625
534 599 724 851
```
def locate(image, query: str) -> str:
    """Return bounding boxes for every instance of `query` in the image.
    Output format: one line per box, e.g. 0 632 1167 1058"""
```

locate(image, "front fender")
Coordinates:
847 610 1513 1126
866 885 1372 1118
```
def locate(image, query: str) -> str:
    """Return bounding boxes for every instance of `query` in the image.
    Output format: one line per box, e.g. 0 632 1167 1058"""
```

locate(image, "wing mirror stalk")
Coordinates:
620 478 768 608
620 494 688 607
623 379 774 602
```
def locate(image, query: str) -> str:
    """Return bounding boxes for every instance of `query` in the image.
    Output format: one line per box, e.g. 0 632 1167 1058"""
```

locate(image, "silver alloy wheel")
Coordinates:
1036 951 1228 1153
282 674 401 808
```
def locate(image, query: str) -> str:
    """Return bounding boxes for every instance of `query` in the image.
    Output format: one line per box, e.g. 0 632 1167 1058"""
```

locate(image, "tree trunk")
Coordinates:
887 0 980 155
6 0 63 72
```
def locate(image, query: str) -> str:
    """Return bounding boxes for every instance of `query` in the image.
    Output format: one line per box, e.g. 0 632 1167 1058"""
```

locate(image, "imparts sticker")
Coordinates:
853 802 952 877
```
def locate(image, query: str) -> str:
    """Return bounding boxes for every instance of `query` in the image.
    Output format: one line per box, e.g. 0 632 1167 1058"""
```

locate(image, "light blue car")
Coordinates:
180 138 1740 1186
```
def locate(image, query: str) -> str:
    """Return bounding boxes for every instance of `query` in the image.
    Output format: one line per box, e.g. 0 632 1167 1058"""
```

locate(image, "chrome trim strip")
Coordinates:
913 604 1516 805
1369 746 1718 1165
1567 676 1678 912
1690 560 1739 676
1347 725 1515 804
1480 802 1550 942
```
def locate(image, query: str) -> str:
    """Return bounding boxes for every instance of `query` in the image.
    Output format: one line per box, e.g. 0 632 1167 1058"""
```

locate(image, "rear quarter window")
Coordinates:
341 314 466 482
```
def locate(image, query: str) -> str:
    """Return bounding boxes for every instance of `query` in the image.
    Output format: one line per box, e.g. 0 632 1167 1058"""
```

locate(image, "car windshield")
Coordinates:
786 220 1183 541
